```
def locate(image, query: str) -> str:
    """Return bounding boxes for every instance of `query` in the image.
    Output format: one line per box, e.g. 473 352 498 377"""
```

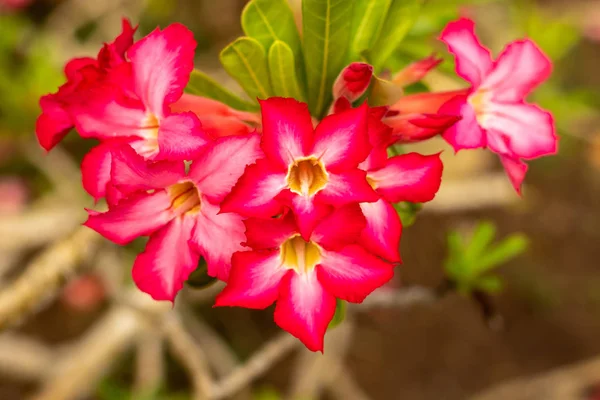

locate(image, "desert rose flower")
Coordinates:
222 98 378 239
439 18 558 193
85 134 262 299
215 205 394 352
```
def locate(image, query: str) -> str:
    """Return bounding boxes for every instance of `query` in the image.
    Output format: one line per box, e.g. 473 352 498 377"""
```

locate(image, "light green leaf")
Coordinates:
475 276 503 294
465 221 497 262
369 0 425 70
185 69 259 111
369 75 404 106
220 37 273 101
328 299 346 330
348 0 392 61
477 234 528 273
268 41 305 101
302 0 353 117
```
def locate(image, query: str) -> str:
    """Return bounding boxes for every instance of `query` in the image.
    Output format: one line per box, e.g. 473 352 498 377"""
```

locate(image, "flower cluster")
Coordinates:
36 18 557 351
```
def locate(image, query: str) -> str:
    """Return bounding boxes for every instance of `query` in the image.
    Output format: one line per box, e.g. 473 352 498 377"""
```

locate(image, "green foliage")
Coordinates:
444 221 528 295
97 380 188 400
253 387 283 400
393 202 422 227
348 0 392 62
220 37 273 101
328 298 346 330
185 69 259 111
368 0 425 70
185 258 218 289
268 41 306 101
302 0 353 118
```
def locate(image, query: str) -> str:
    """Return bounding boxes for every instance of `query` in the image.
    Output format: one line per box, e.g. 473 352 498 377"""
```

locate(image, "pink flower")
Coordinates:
392 54 443 87
36 19 136 151
215 205 394 352
439 18 558 193
332 62 373 103
221 98 379 239
85 134 263 299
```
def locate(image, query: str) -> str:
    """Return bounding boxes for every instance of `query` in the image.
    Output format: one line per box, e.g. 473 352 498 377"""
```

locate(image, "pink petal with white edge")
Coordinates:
333 62 373 102
190 198 247 281
260 98 314 168
110 144 185 195
359 200 402 263
283 193 332 241
85 190 175 245
484 102 557 159
244 212 297 250
317 245 394 303
81 141 115 201
215 250 287 309
127 23 196 116
312 104 371 171
274 271 337 352
500 155 528 195
317 170 379 206
312 204 366 251
368 153 443 203
481 40 552 103
439 18 493 87
189 133 262 204
154 112 210 161
132 215 199 302
220 159 287 218
439 94 486 151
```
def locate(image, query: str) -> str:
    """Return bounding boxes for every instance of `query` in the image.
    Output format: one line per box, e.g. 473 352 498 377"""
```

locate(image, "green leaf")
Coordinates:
302 0 353 117
268 40 305 101
328 299 346 329
348 0 392 61
220 37 273 101
393 201 421 227
242 0 305 90
185 258 218 289
465 221 497 262
369 74 404 106
368 0 425 70
475 276 503 294
477 234 528 273
185 69 259 111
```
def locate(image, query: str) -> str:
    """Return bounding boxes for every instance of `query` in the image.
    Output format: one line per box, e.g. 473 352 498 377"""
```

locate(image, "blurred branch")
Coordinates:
0 334 55 381
134 329 164 396
354 286 437 311
0 227 101 331
163 312 213 400
211 332 299 400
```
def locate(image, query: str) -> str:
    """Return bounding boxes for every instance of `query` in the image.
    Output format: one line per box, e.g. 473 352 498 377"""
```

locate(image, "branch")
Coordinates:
0 334 55 381
134 329 164 396
0 227 101 331
211 332 299 400
354 286 437 311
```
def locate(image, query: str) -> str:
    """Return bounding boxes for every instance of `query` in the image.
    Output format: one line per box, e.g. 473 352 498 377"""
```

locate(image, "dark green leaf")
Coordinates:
302 0 353 117
185 259 218 289
475 276 503 294
185 69 259 111
348 0 392 61
369 0 425 70
328 299 346 329
220 37 273 101
268 40 305 101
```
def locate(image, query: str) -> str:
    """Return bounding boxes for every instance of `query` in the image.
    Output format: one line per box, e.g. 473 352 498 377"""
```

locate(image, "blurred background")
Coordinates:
1 0 600 399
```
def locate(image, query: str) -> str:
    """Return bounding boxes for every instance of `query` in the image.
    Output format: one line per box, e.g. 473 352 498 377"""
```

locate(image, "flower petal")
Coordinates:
259 97 314 168
368 153 443 203
500 155 528 195
312 103 370 171
484 102 557 159
154 112 210 161
215 250 287 309
81 141 115 202
439 94 486 151
439 18 493 86
385 113 461 144
359 199 402 262
132 215 199 302
220 159 287 218
481 40 552 103
311 204 366 251
97 19 136 69
317 170 379 206
189 133 262 204
190 199 247 281
36 95 73 151
390 90 468 115
85 190 174 245
333 62 373 102
127 23 196 116
244 212 297 250
317 245 394 303
392 54 443 87
281 192 332 241
274 271 336 352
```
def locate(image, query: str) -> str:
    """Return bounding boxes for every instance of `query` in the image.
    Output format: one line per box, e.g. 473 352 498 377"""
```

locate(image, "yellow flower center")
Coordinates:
468 89 490 127
168 181 201 215
135 113 160 158
285 156 328 197
280 235 322 274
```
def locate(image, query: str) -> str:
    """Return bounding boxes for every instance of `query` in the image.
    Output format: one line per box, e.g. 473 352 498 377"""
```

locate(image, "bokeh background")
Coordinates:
1 0 600 399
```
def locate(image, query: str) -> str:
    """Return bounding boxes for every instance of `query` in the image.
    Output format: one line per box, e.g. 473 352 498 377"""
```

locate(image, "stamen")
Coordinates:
285 156 329 197
280 235 322 274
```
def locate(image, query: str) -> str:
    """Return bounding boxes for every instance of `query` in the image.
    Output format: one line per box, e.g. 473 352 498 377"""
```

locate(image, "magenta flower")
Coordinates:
222 98 378 239
439 18 558 193
332 62 373 103
84 134 262 299
215 205 394 352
